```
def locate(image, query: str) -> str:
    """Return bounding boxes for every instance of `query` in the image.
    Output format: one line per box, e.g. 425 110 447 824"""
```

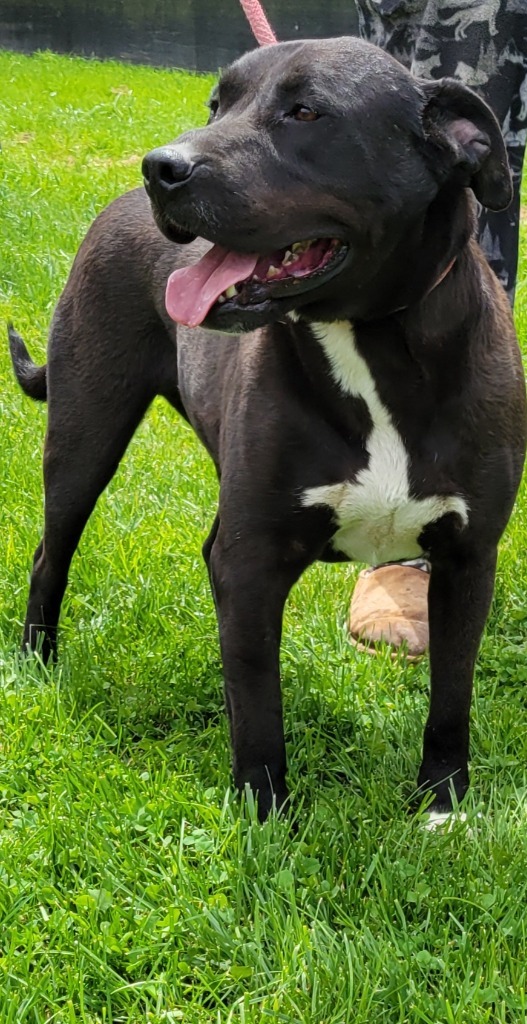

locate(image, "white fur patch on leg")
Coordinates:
423 810 482 835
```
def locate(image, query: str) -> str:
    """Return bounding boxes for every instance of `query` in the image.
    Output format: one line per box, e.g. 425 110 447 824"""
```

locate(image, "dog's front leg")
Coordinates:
207 525 304 821
418 547 497 812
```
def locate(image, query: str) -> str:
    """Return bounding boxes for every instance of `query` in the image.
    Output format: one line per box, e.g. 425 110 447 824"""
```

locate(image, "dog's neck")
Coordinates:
281 239 481 440
353 185 475 322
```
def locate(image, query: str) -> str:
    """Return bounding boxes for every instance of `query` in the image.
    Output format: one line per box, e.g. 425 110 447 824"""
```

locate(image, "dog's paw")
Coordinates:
416 763 469 813
423 809 466 832
237 770 289 823
422 809 483 836
23 623 57 664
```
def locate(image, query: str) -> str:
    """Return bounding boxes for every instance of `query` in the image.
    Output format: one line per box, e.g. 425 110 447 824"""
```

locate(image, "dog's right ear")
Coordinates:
419 77 512 211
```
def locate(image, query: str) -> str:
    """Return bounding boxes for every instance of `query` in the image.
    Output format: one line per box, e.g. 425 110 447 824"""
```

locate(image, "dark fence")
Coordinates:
0 0 359 73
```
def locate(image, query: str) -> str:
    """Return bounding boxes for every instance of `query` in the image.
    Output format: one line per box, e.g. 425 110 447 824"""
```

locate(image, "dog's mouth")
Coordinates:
165 237 348 328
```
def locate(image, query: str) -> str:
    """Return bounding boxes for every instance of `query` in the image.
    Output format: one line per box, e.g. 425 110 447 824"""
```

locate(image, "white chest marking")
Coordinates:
301 322 469 565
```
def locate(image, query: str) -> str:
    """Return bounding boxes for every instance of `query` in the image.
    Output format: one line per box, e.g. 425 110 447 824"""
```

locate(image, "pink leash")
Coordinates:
238 0 277 46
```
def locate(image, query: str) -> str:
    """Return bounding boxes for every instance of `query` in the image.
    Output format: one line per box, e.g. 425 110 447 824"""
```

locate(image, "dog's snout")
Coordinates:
142 146 195 193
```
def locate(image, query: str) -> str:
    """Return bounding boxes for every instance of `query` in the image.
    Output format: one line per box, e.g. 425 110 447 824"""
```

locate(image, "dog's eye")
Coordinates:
290 105 320 122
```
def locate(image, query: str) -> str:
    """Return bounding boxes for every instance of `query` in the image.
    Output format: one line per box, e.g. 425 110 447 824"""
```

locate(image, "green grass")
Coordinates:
1 49 527 1023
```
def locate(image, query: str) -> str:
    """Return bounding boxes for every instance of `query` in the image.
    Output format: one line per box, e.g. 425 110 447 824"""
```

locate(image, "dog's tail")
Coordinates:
8 324 47 402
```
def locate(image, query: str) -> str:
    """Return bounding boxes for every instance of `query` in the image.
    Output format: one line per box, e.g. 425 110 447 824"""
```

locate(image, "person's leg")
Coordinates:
349 0 527 657
408 2 527 303
472 32 527 304
357 1 527 298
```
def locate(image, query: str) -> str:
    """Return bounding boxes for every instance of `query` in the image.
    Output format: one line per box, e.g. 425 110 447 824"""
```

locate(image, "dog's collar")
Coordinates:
390 256 457 315
428 256 457 293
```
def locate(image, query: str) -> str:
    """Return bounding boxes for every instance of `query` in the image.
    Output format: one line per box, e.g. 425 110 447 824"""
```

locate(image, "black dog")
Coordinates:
10 38 526 820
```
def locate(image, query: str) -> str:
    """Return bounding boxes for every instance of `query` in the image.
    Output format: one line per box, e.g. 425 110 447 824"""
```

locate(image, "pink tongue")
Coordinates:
165 244 258 327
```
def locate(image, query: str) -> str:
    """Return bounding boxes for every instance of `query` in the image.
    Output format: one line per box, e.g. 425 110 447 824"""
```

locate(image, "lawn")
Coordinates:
1 49 527 1024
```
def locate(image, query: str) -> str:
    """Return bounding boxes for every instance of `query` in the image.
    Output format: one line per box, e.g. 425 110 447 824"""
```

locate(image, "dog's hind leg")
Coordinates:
23 339 158 662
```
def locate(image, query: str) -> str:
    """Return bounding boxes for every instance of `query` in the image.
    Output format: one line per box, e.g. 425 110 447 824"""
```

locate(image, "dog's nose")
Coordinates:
142 146 195 192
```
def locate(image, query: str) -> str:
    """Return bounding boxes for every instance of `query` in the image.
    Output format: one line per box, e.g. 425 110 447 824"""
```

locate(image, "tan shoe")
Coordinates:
348 563 429 659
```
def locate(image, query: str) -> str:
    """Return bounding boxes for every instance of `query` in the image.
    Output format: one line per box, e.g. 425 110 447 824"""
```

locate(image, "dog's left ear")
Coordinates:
419 77 512 211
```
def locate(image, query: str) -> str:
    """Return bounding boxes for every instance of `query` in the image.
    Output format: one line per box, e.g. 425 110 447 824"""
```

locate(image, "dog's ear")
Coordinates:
419 77 512 211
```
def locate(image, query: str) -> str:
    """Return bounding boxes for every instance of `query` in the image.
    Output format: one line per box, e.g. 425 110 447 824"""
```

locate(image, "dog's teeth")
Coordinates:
225 285 238 298
266 265 280 279
291 240 311 254
282 250 295 266
217 295 226 304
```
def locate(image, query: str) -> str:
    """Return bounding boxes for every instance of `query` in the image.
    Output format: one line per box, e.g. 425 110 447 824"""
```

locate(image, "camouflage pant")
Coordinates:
355 0 527 304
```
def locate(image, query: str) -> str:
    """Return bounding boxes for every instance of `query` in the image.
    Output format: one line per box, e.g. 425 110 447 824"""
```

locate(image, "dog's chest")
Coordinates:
301 323 468 565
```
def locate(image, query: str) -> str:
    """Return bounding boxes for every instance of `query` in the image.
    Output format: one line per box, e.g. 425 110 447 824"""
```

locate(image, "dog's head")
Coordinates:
143 37 511 332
